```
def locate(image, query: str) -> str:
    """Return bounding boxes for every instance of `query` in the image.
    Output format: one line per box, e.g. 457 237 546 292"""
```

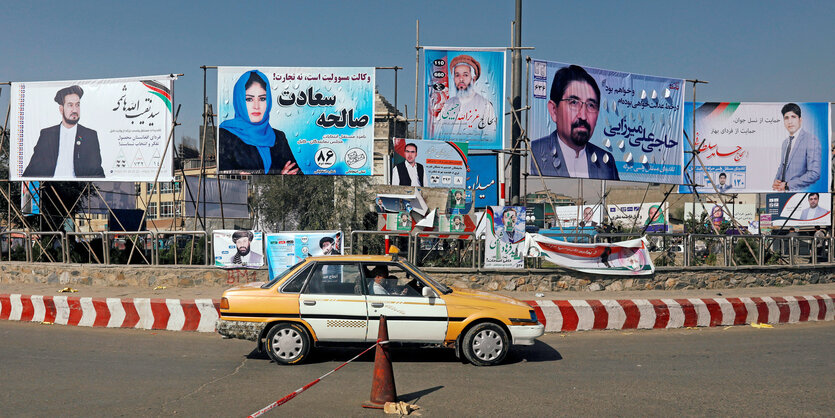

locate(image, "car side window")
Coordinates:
363 263 424 297
303 263 362 295
280 264 313 293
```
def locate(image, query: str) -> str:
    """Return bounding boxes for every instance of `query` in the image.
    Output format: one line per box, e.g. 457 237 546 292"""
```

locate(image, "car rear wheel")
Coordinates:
462 322 509 366
265 323 311 365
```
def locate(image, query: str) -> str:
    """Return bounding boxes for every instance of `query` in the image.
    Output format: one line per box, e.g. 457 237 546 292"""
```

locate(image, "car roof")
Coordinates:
306 254 396 262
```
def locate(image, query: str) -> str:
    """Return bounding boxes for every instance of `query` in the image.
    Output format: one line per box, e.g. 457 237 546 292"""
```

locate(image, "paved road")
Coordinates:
1 321 833 416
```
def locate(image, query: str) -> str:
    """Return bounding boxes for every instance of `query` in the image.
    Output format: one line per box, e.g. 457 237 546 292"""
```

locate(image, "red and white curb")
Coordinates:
0 294 219 332
527 294 835 332
3 293 834 334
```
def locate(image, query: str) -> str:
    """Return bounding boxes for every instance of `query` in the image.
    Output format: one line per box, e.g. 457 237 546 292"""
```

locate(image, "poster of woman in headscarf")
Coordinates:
217 67 374 175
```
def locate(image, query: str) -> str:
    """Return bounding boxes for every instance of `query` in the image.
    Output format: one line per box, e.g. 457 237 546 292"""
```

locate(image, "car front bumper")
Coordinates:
508 323 545 345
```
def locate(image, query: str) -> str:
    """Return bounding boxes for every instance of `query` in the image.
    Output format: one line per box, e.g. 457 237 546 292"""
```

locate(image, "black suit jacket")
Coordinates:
530 131 619 180
22 124 104 178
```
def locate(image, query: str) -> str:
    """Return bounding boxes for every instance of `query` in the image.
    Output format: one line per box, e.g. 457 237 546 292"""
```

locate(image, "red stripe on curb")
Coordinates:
726 298 748 325
556 300 578 331
527 302 547 329
586 300 608 330
19 295 35 322
773 297 790 323
180 300 201 331
649 299 669 329
42 296 57 324
814 296 826 320
0 295 11 320
92 298 111 327
750 297 769 323
796 297 811 322
701 299 723 327
66 297 84 326
121 300 140 328
150 299 170 330
617 299 640 329
675 299 697 327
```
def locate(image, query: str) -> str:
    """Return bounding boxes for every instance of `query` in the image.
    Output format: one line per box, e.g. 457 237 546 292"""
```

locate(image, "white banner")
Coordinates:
11 75 175 181
525 234 655 275
213 230 264 269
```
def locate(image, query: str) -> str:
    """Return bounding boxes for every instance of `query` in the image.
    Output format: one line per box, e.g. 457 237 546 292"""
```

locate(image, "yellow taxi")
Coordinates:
217 253 543 366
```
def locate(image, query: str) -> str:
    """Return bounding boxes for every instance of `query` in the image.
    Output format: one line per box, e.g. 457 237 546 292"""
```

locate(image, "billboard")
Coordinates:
529 60 685 183
526 235 655 275
685 202 759 233
680 102 831 194
484 206 526 268
10 76 175 181
265 231 342 279
213 230 264 269
554 204 604 228
607 202 669 232
217 67 374 175
466 154 499 208
390 138 468 188
424 48 505 150
765 193 831 228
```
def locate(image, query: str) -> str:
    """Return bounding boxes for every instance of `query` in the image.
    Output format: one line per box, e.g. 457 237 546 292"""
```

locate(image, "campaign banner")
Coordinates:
525 234 655 275
424 48 505 150
554 205 604 228
679 102 831 194
484 206 526 268
217 67 374 176
765 193 832 228
390 138 468 188
607 202 669 232
213 230 264 269
446 188 474 215
685 203 759 233
21 181 40 215
529 60 685 183
10 76 175 182
466 154 499 208
265 231 342 279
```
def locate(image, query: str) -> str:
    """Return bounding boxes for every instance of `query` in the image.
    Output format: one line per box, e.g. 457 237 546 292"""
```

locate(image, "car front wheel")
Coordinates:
462 322 509 366
265 322 311 365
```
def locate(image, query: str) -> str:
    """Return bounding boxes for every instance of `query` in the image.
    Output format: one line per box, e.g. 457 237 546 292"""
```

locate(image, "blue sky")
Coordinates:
2 0 834 198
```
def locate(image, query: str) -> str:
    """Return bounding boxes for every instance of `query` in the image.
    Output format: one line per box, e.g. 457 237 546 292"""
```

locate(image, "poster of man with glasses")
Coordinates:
529 60 685 184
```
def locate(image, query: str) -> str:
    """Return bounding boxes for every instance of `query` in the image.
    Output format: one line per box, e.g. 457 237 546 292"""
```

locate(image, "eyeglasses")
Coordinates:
560 98 599 113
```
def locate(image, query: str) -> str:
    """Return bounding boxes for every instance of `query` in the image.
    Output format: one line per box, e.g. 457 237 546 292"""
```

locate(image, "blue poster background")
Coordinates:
466 154 498 208
265 231 342 279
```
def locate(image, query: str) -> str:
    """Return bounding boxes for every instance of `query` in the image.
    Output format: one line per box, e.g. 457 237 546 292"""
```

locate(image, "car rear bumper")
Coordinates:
508 323 545 345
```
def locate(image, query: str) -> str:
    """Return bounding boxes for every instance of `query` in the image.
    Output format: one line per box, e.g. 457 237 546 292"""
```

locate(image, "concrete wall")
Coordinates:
3 262 835 292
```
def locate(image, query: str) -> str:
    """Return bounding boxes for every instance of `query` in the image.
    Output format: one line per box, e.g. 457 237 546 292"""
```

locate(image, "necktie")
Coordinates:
780 136 794 182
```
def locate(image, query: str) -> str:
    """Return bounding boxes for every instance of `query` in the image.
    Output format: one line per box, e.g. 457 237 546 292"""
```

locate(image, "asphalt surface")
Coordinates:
1 320 833 416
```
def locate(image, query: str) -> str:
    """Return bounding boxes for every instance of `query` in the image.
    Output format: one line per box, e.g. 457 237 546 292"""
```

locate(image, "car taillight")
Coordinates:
220 298 229 309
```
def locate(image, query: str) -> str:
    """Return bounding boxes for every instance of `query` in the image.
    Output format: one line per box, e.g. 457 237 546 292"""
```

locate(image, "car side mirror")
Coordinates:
422 286 437 298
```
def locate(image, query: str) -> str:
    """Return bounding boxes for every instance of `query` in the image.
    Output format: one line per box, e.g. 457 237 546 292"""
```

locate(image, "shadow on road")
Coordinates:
398 385 444 403
502 340 562 364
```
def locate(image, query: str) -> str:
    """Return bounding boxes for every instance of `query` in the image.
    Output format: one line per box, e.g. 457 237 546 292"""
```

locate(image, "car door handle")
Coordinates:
371 303 384 308
303 300 316 306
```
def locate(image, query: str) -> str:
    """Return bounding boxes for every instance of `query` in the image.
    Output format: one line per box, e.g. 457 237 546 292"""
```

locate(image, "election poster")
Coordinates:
217 67 374 176
265 231 342 279
213 230 264 269
446 188 474 215
554 205 604 228
466 153 499 208
424 48 505 150
20 181 40 215
484 206 526 268
680 102 831 194
685 203 759 233
764 193 832 228
10 76 176 181
525 234 655 275
529 60 685 184
390 138 468 188
607 202 669 232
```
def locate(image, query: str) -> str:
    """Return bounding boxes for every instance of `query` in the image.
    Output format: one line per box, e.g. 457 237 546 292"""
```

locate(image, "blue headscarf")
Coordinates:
220 70 276 172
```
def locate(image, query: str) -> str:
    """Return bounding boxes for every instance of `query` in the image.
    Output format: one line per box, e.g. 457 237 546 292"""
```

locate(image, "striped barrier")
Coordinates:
527 294 835 332
2 293 834 334
0 294 219 332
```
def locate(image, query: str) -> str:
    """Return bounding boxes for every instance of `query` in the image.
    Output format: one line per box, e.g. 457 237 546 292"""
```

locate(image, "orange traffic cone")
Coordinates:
362 315 397 409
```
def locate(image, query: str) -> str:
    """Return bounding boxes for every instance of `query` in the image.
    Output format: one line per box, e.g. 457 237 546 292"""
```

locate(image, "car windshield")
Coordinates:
400 259 452 294
261 260 307 289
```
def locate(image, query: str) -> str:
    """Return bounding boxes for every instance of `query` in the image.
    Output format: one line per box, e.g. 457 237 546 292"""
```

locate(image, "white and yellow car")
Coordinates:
217 253 543 366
